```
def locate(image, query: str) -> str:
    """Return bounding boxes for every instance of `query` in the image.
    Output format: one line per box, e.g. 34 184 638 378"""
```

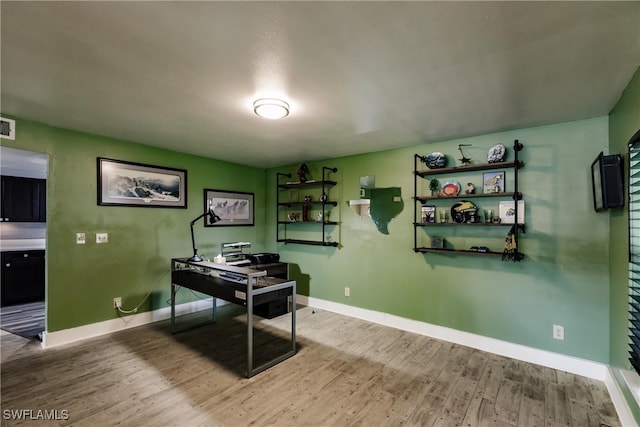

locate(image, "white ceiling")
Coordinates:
1 2 638 168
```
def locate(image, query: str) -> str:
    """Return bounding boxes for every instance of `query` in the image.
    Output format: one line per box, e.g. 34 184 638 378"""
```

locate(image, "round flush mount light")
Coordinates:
253 98 290 119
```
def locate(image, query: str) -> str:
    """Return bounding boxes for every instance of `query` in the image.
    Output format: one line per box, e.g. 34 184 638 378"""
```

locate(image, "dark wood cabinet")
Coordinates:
1 250 45 306
0 176 46 222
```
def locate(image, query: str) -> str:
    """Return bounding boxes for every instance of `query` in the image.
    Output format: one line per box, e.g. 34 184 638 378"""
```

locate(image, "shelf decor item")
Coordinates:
458 144 472 166
483 171 505 194
487 144 506 163
297 163 310 183
421 205 436 223
429 178 441 196
431 236 444 249
499 200 525 224
97 157 187 208
421 152 446 169
451 200 478 223
441 179 461 196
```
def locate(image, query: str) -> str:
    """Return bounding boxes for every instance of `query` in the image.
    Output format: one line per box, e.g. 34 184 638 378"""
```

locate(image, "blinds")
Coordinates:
630 141 640 374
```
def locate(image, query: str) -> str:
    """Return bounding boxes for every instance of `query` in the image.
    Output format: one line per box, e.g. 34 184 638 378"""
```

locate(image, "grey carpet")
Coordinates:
0 301 45 340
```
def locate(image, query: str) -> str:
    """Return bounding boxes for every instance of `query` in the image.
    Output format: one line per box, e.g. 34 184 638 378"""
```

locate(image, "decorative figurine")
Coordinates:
303 195 313 203
458 144 472 166
320 192 328 203
487 143 506 163
465 182 475 194
297 163 310 183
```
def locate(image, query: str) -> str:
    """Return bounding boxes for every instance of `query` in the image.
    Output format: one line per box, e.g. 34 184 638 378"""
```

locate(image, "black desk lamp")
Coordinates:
188 207 221 262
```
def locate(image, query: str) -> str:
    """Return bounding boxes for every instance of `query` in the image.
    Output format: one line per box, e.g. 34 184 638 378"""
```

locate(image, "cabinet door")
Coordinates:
0 176 46 222
1 251 46 306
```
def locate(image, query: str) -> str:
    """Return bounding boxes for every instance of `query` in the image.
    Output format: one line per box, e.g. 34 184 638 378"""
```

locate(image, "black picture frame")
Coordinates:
97 157 187 208
204 189 255 226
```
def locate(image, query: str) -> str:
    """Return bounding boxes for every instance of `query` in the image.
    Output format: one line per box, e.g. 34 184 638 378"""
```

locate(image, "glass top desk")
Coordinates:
170 258 296 378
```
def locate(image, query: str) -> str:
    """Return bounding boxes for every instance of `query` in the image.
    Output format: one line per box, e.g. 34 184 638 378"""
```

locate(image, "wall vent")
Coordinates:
0 117 16 140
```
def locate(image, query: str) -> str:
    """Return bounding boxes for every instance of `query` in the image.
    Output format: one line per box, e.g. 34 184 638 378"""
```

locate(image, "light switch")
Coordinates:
76 233 86 245
96 233 108 244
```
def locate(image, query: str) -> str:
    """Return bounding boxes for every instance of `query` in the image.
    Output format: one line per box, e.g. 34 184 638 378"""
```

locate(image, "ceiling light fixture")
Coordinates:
253 98 290 120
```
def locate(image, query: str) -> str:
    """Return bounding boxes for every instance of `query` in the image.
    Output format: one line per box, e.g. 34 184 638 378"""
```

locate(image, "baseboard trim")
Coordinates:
298 295 608 381
41 298 221 349
606 367 638 427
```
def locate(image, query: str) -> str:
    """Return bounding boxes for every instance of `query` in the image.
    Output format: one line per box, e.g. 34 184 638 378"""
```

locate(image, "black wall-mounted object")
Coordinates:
591 151 624 212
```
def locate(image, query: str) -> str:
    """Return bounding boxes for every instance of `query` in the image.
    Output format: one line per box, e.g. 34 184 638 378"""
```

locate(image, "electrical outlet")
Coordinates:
76 233 86 244
113 297 122 309
96 233 108 244
553 324 564 340
344 287 350 297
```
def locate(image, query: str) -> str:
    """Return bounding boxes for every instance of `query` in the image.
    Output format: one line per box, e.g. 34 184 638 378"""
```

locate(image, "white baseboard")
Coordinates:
606 367 638 427
298 295 608 381
41 298 222 349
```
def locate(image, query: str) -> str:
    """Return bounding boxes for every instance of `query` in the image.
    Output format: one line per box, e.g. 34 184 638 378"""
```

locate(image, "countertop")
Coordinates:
0 239 46 251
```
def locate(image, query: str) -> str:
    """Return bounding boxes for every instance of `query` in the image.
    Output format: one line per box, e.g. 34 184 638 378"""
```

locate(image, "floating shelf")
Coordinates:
415 247 524 258
415 192 522 202
279 239 338 247
415 160 523 177
278 180 337 189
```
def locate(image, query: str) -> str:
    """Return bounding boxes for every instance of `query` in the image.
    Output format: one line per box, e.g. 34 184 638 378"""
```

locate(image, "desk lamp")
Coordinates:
188 207 221 262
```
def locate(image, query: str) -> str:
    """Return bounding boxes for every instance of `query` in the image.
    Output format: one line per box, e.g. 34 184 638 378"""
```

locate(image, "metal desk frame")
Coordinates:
170 258 296 378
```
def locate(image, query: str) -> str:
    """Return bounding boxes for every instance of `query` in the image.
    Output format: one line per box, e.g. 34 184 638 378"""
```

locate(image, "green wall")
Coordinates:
0 108 623 365
609 66 640 423
0 117 267 332
268 117 612 363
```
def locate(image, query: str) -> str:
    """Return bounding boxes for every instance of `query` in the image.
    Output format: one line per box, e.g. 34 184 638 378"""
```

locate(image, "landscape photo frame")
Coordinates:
97 158 187 208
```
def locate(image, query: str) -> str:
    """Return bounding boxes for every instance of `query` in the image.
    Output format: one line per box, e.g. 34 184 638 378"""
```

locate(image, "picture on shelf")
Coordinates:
499 200 525 224
483 171 505 194
421 205 436 223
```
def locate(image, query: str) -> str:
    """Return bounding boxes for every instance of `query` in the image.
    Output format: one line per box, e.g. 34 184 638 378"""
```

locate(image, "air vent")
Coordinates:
0 117 16 140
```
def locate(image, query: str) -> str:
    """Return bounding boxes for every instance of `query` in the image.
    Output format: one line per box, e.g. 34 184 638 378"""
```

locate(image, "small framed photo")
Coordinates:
421 205 436 223
483 171 505 194
499 200 525 224
204 189 254 226
431 236 444 249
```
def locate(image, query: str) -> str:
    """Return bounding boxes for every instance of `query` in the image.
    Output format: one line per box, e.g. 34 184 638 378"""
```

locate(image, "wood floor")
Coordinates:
1 304 620 427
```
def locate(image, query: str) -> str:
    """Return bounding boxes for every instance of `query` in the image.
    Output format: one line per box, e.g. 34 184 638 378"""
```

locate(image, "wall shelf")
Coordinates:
276 166 339 247
413 140 525 261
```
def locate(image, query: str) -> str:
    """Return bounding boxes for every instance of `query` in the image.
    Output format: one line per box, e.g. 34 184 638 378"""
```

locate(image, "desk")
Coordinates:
170 258 296 378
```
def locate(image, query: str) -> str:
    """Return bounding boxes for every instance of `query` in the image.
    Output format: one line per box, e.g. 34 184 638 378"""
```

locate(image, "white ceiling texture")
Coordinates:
1 1 639 168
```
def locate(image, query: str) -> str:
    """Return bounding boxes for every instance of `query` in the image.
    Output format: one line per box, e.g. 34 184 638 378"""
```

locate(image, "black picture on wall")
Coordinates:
97 157 187 208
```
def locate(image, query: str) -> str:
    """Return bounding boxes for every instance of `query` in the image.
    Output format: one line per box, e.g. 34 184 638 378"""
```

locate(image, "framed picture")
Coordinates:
421 205 436 223
97 158 187 208
483 171 505 194
499 200 525 224
204 189 254 226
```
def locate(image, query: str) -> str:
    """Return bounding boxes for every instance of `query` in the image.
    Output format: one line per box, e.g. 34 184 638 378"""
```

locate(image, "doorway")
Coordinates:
0 146 48 341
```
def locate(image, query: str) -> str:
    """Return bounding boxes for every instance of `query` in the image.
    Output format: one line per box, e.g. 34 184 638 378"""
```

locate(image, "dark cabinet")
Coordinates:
0 176 46 222
1 250 45 306
251 262 290 319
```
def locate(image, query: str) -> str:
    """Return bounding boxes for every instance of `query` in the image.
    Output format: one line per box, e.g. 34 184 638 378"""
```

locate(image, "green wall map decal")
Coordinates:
369 187 404 234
